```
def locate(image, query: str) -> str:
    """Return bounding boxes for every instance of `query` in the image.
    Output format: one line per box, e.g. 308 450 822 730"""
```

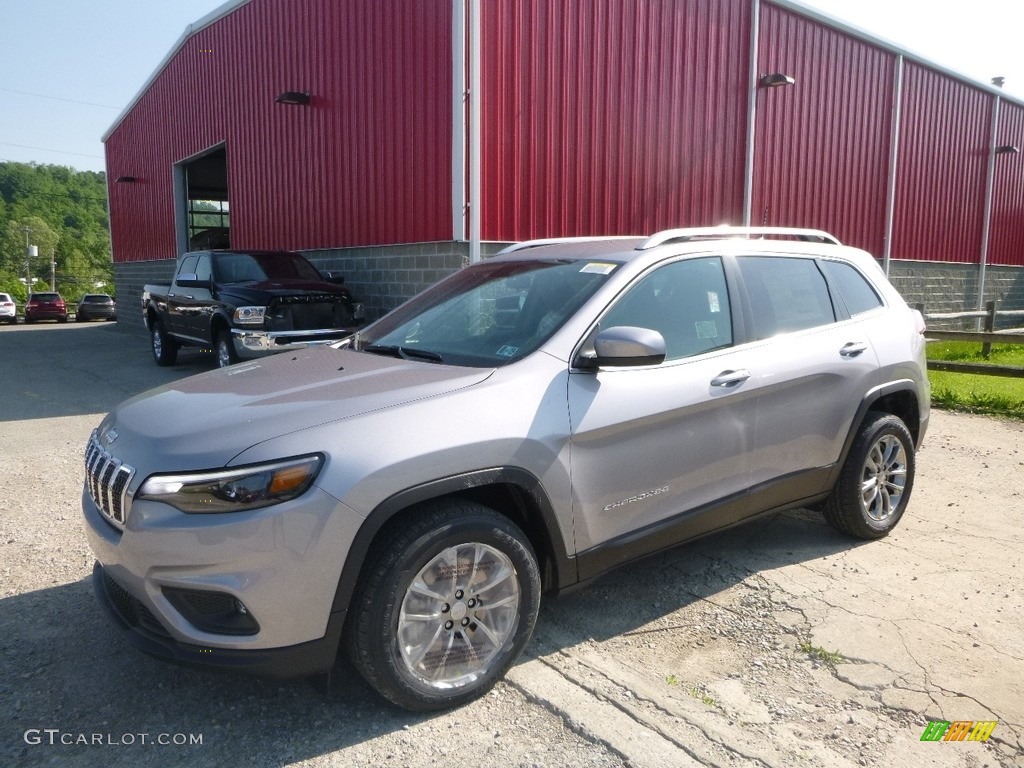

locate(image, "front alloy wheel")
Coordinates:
347 501 541 711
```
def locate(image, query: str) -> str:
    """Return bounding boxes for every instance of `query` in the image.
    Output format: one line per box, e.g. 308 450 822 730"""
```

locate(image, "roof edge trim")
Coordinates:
770 0 1024 107
101 0 252 144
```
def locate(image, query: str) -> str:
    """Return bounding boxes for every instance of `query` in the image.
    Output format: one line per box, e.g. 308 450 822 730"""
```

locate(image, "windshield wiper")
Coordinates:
363 344 444 363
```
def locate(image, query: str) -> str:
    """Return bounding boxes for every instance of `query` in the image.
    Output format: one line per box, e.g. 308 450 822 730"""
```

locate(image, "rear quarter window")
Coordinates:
819 260 883 316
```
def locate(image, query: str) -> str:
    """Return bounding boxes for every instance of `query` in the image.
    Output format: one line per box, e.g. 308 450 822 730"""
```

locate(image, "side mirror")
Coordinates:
579 326 666 368
321 270 346 285
175 274 210 289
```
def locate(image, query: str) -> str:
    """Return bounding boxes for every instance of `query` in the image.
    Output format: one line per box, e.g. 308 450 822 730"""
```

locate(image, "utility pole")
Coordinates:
50 248 56 291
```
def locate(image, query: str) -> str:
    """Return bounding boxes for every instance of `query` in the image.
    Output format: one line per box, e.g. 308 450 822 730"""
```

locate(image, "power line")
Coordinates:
0 142 104 160
0 87 120 110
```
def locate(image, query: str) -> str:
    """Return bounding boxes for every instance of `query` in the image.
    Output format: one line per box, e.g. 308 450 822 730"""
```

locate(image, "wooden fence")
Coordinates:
915 301 1024 379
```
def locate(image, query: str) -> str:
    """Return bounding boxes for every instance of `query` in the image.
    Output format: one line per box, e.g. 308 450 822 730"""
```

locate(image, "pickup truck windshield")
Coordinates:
213 252 324 284
356 258 620 367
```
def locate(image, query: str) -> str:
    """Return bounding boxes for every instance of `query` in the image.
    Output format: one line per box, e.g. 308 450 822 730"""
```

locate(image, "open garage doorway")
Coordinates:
177 145 230 251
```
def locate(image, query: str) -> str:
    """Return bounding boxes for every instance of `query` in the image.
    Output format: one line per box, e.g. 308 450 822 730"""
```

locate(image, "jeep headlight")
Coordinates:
138 455 322 513
233 306 267 325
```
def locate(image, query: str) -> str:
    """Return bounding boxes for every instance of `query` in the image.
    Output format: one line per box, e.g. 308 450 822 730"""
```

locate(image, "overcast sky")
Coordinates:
2 0 1023 174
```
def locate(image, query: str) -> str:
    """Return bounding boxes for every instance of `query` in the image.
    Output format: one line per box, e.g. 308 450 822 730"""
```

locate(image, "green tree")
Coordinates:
0 162 112 301
2 216 59 300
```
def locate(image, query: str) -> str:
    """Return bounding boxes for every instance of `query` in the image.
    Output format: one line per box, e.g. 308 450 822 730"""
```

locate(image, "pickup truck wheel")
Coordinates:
216 330 239 367
347 501 541 711
824 412 915 540
151 319 178 366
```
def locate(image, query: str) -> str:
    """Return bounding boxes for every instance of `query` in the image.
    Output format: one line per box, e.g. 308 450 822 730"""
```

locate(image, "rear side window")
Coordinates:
819 260 883 316
738 256 835 339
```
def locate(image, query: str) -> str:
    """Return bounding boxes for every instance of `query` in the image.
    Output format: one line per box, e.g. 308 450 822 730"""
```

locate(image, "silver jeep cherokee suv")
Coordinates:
83 227 929 711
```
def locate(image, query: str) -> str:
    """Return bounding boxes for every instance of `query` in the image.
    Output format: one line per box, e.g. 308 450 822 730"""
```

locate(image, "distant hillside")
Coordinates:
0 161 113 301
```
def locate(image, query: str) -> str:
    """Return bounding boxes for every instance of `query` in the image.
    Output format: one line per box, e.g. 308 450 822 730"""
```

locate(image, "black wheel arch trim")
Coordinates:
825 379 923 490
329 467 577 618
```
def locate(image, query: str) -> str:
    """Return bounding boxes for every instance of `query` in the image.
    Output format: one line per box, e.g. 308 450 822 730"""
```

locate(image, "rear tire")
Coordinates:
824 412 915 539
346 501 541 711
151 319 178 366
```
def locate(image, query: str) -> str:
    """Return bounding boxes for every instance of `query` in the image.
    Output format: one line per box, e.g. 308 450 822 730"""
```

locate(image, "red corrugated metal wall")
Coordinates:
479 0 750 241
989 100 1024 266
892 63 992 263
105 0 452 263
753 4 894 256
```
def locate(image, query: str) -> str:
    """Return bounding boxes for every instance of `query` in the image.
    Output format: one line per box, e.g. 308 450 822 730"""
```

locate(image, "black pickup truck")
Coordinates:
143 249 365 367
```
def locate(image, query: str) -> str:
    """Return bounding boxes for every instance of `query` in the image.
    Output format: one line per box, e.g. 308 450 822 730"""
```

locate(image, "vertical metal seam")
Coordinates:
469 0 481 262
978 95 1000 310
743 0 760 227
452 0 466 242
883 55 903 276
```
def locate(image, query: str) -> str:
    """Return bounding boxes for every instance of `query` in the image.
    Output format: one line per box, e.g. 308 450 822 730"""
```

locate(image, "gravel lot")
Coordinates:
1 321 1022 767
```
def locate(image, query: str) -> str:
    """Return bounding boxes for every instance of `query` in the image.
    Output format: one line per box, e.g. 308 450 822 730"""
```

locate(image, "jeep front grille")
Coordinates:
85 432 135 528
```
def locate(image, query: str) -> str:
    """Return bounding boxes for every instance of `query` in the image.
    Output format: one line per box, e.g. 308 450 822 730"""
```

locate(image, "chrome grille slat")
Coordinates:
84 432 135 528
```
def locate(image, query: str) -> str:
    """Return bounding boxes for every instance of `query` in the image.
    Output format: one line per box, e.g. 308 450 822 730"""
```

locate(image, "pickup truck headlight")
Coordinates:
137 455 322 513
233 306 267 325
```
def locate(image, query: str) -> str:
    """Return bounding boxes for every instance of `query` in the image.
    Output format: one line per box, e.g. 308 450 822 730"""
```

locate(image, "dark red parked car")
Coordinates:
25 292 68 323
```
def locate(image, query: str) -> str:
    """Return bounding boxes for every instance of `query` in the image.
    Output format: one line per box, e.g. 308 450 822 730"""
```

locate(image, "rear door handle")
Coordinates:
840 342 868 357
711 369 751 387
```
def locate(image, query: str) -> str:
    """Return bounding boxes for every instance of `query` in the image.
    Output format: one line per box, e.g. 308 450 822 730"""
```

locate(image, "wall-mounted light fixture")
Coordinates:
275 90 311 106
994 145 1020 155
114 176 137 183
759 73 795 88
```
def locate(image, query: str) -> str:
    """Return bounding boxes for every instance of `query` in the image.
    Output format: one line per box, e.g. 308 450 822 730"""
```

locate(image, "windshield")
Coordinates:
213 252 324 284
356 258 620 367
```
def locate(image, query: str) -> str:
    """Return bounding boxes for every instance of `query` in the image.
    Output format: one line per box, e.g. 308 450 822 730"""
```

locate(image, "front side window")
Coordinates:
356 259 621 367
738 256 835 339
600 257 733 361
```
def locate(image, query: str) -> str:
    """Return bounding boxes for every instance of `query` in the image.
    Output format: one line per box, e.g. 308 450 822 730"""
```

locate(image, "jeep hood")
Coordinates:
98 347 493 472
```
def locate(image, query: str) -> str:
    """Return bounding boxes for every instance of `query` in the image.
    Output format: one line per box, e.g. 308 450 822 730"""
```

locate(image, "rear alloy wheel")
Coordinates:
216 329 239 368
150 319 178 366
824 412 915 539
347 501 541 711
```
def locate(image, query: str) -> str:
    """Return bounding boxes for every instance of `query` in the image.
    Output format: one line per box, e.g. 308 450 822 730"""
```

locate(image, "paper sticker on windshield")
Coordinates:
580 262 616 275
496 345 519 358
707 291 721 313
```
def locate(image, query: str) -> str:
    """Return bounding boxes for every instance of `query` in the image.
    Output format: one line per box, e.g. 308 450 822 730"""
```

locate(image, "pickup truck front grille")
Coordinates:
267 296 354 331
85 432 135 528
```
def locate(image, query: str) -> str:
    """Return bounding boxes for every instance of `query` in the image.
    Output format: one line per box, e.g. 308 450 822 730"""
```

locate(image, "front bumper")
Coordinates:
82 481 364 677
92 562 345 678
231 328 356 358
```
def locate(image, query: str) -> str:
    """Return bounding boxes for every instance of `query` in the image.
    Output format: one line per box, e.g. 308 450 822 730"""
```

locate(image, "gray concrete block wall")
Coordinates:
303 241 471 321
112 259 178 335
112 247 1024 337
887 260 1024 330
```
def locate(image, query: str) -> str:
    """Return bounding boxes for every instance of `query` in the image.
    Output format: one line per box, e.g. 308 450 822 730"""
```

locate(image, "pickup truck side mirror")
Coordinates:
175 274 211 289
321 270 346 285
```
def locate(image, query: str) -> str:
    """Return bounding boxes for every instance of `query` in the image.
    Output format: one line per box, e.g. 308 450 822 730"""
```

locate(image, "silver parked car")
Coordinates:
82 227 929 711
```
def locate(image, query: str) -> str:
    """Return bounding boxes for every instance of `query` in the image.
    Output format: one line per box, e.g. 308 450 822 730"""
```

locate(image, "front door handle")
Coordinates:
840 342 868 357
711 369 751 387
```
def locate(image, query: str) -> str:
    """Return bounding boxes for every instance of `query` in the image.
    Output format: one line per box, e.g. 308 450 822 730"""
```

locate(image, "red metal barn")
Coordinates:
105 0 1024 330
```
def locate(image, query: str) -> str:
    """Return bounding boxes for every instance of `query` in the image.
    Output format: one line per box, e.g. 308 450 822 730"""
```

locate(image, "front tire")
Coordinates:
151 319 178 366
346 501 541 711
824 412 915 539
216 329 239 367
